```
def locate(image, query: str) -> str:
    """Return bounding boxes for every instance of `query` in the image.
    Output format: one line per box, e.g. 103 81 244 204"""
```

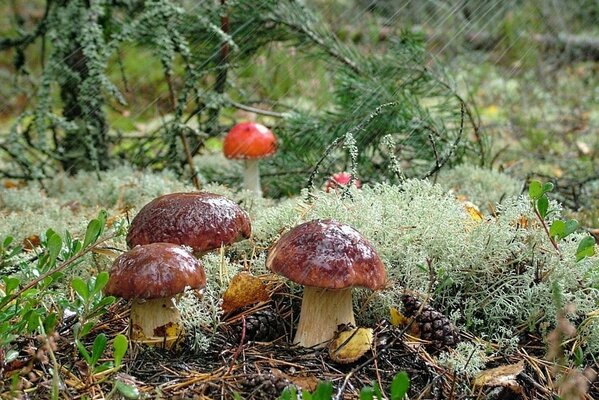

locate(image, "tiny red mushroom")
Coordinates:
223 122 277 196
104 243 206 348
267 219 386 348
126 192 251 255
325 172 362 193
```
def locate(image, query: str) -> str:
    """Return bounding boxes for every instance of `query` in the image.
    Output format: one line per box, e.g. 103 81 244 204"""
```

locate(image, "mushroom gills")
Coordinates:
294 286 355 348
130 297 182 349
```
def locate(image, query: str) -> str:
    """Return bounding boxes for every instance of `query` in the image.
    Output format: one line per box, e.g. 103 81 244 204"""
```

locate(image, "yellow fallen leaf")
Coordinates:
464 201 483 222
390 307 409 326
473 361 524 388
221 272 270 313
328 327 373 364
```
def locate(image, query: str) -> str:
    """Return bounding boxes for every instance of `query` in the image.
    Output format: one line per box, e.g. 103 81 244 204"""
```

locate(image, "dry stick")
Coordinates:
164 71 201 190
227 315 246 374
0 234 115 309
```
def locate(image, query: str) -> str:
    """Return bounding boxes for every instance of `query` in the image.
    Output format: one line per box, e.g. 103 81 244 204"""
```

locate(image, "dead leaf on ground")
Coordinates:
473 361 524 388
328 327 373 364
221 272 270 313
272 369 318 392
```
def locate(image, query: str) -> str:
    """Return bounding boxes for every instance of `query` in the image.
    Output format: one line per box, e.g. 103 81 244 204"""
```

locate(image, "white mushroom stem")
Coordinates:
243 159 262 197
130 297 182 348
294 287 355 348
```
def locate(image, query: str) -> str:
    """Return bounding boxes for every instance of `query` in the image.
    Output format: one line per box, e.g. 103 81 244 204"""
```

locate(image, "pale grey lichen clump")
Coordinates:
1 166 597 358
437 164 523 210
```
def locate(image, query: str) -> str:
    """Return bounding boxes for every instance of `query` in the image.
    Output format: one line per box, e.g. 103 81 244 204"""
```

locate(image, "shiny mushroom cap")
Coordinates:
223 122 277 160
267 219 386 290
105 243 206 300
126 192 251 253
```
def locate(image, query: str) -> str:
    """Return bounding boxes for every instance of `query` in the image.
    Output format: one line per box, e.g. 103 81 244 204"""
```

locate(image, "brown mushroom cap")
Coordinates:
126 192 251 253
105 243 206 300
267 219 386 290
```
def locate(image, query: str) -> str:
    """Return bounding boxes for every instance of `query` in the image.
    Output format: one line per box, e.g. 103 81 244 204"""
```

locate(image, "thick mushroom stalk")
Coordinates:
130 297 182 347
267 219 386 348
294 287 355 348
243 159 262 196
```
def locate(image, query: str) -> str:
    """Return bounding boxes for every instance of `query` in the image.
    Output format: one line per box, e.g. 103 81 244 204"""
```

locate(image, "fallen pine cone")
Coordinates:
402 295 460 352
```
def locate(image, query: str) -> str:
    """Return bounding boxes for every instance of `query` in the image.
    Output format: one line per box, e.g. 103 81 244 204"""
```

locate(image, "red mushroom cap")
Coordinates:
126 192 251 253
266 219 386 290
105 243 206 300
325 172 362 192
223 122 277 160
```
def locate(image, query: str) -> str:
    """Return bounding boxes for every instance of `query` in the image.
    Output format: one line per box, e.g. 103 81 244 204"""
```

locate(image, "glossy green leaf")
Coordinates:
3 277 20 295
93 272 109 295
75 339 92 365
550 220 565 239
82 219 102 249
115 381 140 399
311 381 333 400
3 236 13 248
46 231 62 265
528 180 543 200
576 236 596 261
536 195 549 218
390 372 410 400
563 220 579 237
71 278 89 301
91 333 108 366
542 182 554 193
113 334 128 367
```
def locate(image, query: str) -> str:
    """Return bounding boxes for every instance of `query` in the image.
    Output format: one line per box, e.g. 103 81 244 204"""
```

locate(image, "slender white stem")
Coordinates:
243 159 262 196
294 287 355 348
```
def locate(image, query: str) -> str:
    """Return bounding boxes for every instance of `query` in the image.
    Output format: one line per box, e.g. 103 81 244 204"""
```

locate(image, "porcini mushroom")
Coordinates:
104 243 206 348
126 192 251 255
223 122 277 196
266 219 386 348
325 172 362 192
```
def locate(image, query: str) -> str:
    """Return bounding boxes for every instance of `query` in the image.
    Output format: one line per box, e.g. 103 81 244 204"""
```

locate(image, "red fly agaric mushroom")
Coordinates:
325 172 362 193
104 243 206 348
266 219 386 348
126 192 251 255
223 122 277 196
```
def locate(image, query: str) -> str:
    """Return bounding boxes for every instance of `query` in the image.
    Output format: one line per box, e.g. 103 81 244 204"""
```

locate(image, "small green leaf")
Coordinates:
390 372 410 400
563 220 579 237
536 195 549 218
550 220 566 239
311 381 333 400
92 272 109 295
542 182 554 193
93 362 113 374
79 321 95 338
71 278 89 301
113 334 128 368
46 231 62 265
83 219 102 249
5 349 19 363
43 313 58 333
3 277 20 295
278 386 296 400
91 333 108 366
3 236 13 248
528 180 543 200
115 381 140 399
359 386 375 400
576 236 596 261
75 339 92 365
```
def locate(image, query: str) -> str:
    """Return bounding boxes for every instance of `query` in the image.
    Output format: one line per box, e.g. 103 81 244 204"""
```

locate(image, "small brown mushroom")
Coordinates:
105 243 206 348
126 192 251 254
267 219 386 348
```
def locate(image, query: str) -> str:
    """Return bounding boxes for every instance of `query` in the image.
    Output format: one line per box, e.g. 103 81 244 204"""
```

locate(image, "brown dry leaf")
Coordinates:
272 369 318 392
472 361 524 388
221 272 269 313
91 247 122 259
328 327 373 364
22 235 41 250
